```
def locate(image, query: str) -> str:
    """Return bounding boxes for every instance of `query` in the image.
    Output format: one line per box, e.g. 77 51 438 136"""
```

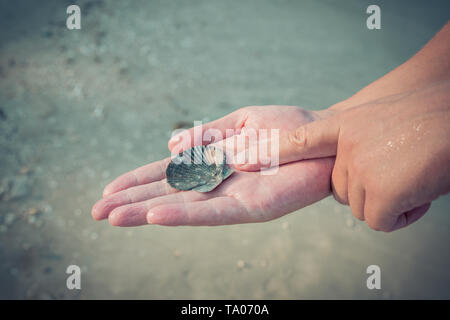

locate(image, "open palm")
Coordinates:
91 106 334 226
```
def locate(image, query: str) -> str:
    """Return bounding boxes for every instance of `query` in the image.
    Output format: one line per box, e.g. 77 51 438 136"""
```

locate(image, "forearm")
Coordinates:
330 21 450 112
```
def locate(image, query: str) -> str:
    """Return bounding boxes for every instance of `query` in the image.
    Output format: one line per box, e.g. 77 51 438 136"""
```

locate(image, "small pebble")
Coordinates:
346 217 355 228
93 104 104 118
236 260 245 269
28 207 38 215
43 204 53 214
20 167 31 175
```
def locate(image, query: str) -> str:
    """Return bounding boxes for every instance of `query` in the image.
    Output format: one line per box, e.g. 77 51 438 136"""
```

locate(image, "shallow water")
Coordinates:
0 0 449 299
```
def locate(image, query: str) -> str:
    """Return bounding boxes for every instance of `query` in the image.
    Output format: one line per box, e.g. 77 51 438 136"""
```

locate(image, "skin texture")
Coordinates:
277 81 450 232
236 22 450 231
92 22 450 231
91 106 334 226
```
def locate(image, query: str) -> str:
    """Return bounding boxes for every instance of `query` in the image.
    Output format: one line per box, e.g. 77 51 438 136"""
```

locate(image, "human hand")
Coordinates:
264 81 450 232
91 106 334 226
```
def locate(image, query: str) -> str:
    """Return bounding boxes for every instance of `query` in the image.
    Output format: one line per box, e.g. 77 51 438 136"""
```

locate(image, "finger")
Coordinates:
347 180 365 221
204 131 264 169
227 130 279 171
363 193 402 232
147 196 249 226
364 188 430 232
331 157 349 205
168 109 246 153
103 158 171 197
279 113 342 163
92 179 178 220
363 199 395 232
108 191 209 227
390 202 431 232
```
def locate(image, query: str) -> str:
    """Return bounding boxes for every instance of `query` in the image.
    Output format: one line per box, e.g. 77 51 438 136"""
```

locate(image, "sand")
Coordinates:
0 0 449 299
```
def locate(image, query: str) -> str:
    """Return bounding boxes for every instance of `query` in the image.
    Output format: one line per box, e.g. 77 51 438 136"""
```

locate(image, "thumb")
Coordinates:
235 113 343 172
279 114 342 163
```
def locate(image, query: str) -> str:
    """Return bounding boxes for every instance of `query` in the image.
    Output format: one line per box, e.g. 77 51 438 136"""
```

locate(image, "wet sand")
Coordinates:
0 0 449 299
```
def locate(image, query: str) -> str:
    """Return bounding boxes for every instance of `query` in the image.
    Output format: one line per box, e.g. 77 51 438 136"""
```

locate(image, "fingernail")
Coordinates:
147 212 154 224
169 134 181 144
291 126 306 147
102 186 112 198
91 207 99 220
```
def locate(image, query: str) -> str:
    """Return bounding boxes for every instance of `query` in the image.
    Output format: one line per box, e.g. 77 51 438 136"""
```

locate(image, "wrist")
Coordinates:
312 106 342 120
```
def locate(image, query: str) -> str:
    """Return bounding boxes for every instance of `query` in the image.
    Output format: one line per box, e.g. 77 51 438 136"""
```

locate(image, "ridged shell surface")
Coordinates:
166 145 234 192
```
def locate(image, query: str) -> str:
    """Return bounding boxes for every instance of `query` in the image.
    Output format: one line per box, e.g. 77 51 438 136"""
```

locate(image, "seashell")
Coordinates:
166 145 234 192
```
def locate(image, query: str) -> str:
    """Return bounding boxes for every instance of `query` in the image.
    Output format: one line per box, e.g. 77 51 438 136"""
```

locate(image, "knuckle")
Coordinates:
332 191 349 205
338 128 358 152
366 219 382 231
366 177 383 197
365 215 391 232
353 211 365 221
331 184 349 205
331 169 349 205
349 201 364 221
349 158 364 178
288 126 307 149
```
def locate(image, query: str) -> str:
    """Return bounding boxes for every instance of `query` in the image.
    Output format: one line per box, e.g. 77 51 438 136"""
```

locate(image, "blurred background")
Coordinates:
0 0 449 299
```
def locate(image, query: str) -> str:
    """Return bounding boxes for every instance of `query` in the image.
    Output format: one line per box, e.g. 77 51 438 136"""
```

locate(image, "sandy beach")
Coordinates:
0 0 449 299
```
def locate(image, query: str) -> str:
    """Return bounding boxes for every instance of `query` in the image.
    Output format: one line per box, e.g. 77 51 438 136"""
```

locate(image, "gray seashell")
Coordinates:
166 145 234 192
